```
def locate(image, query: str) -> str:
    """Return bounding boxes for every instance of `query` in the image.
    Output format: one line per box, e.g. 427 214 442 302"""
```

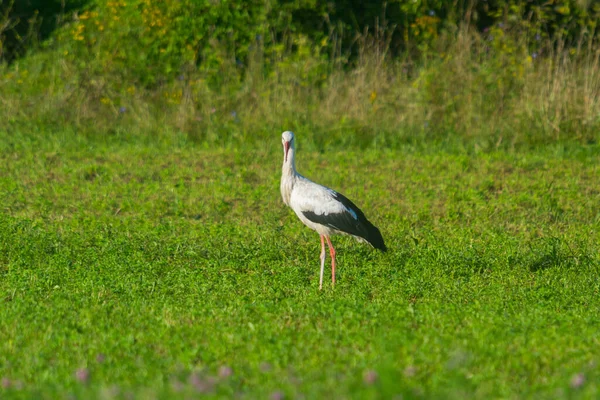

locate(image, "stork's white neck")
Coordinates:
282 147 297 177
280 145 298 206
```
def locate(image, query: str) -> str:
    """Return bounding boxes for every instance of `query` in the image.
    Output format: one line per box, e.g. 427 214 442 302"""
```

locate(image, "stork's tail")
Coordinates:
366 223 387 252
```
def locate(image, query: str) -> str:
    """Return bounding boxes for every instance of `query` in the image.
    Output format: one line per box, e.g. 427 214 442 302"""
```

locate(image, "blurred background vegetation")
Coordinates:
0 0 599 148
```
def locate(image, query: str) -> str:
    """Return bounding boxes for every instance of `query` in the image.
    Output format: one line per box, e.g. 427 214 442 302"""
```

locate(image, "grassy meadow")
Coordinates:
1 2 600 397
0 130 599 399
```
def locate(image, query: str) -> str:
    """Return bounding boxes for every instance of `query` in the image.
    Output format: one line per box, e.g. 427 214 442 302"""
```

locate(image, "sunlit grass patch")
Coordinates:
0 133 599 398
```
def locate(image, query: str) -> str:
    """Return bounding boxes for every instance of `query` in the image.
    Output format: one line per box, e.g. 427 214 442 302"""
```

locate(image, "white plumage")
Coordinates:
280 131 386 289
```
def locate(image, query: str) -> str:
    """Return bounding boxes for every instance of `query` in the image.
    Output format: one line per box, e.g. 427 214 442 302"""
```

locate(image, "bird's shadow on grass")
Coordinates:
343 238 412 278
324 242 412 296
523 238 594 273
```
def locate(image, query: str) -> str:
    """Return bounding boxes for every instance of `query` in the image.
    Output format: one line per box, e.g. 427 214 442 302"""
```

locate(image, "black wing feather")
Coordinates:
302 191 387 252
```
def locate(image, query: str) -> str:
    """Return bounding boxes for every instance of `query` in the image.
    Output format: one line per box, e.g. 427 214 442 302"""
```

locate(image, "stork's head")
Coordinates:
282 131 295 163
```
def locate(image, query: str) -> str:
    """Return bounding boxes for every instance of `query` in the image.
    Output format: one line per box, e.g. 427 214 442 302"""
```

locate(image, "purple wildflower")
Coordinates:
270 390 285 400
189 372 207 393
363 369 378 385
75 368 90 384
189 372 216 393
218 365 233 378
570 373 585 389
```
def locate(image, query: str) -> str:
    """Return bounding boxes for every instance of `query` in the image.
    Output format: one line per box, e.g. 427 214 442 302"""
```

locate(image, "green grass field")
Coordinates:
1 131 599 399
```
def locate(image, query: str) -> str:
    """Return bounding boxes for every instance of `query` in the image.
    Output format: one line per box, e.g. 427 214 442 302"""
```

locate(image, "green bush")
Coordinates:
54 0 268 87
0 0 599 146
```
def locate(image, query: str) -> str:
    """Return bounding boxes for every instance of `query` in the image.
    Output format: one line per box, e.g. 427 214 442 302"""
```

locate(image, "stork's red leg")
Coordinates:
325 236 336 286
319 235 326 290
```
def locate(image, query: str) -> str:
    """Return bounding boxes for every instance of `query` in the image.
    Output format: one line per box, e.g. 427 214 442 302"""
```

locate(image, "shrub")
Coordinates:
0 0 599 147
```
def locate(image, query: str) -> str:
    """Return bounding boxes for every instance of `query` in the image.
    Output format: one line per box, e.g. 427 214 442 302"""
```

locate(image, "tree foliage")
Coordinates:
1 0 598 85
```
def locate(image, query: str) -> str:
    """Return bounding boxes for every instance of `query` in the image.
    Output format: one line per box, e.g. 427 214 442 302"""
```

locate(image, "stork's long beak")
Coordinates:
284 141 290 162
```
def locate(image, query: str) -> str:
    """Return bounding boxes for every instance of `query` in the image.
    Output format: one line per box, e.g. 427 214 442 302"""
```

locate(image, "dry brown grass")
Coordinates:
1 25 599 148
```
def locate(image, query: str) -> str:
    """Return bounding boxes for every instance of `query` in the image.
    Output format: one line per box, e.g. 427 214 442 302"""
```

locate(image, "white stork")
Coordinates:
280 131 387 289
